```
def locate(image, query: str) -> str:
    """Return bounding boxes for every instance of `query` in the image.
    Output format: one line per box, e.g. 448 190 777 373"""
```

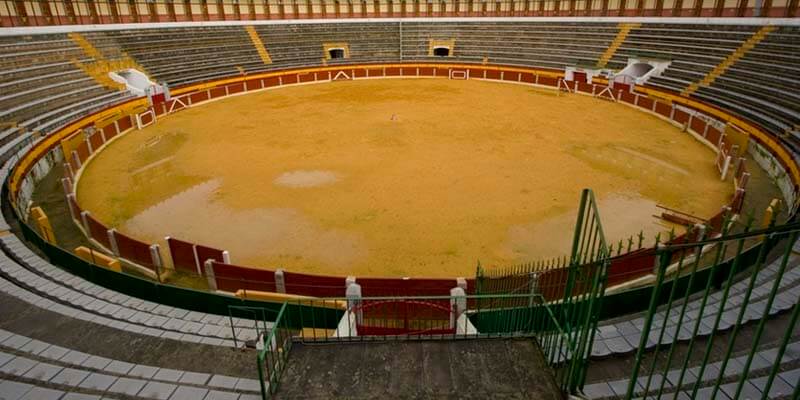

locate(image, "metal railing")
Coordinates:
250 291 603 398
256 302 293 399
624 217 800 399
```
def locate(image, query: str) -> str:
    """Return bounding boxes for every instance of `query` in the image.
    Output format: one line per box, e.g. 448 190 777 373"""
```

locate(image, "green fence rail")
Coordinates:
624 217 800 399
256 302 293 399
250 292 600 398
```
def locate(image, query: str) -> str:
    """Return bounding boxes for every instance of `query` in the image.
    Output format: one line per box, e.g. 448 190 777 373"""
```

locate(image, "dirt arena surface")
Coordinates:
77 78 732 277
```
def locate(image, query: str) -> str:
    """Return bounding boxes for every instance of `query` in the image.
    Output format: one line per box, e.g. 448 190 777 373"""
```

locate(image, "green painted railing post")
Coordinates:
709 227 775 400
760 283 800 400
625 246 670 400
732 230 799 400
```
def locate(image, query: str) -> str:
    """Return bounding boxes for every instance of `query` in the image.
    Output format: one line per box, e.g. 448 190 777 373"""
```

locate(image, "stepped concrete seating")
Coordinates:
583 340 800 399
92 27 264 87
100 24 402 87
694 26 800 150
400 22 618 69
0 243 264 347
590 253 800 358
0 34 132 154
256 23 400 70
614 24 757 93
0 328 261 400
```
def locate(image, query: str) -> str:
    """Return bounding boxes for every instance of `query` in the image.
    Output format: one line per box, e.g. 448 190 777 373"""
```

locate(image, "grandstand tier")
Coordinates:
0 18 799 400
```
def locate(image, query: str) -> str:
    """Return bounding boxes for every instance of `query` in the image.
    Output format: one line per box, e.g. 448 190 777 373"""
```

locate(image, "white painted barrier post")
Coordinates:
528 272 539 307
204 259 217 291
456 277 467 292
346 283 363 328
106 229 120 256
71 151 81 169
149 244 162 282
222 250 231 264
275 268 286 293
449 287 467 330
79 211 91 234
345 276 357 290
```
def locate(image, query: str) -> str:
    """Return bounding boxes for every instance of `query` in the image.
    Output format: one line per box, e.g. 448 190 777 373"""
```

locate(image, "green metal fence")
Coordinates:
252 291 602 398
256 302 293 399
624 217 800 399
475 188 611 393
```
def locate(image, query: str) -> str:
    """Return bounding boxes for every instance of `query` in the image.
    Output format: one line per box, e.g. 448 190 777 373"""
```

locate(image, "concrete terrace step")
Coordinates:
0 235 267 342
590 254 800 357
0 252 262 347
0 328 260 400
583 340 800 399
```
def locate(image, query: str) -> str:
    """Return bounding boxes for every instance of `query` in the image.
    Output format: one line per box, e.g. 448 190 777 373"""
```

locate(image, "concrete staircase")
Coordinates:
246 25 272 65
596 23 640 68
68 32 147 91
681 25 776 96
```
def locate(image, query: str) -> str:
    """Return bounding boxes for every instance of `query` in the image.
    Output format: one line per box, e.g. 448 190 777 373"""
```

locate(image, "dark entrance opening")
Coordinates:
329 48 345 59
433 47 450 57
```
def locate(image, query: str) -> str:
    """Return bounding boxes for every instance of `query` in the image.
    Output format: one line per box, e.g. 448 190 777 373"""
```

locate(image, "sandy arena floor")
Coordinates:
76 79 732 278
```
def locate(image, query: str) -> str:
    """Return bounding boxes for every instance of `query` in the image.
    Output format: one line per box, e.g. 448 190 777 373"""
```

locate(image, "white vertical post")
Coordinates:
192 244 201 275
345 276 357 290
222 250 231 264
61 177 73 196
456 277 467 291
107 229 120 256
62 181 76 220
150 244 162 282
71 151 81 169
204 259 217 291
450 287 467 330
79 211 91 234
528 272 539 307
346 282 363 328
275 268 286 293
64 162 74 180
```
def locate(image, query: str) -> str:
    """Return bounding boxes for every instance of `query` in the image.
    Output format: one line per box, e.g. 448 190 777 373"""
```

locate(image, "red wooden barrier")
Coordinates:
88 132 104 152
690 116 707 134
85 214 111 249
115 231 156 271
673 108 690 125
637 96 654 111
75 141 90 164
706 126 722 146
211 261 276 292
167 237 198 274
655 101 672 118
283 271 346 297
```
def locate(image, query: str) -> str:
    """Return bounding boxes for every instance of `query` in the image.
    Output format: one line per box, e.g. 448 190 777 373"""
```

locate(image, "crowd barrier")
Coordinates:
28 62 780 301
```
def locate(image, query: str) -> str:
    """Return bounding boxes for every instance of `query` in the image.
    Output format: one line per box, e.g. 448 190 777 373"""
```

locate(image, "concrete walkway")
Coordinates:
275 339 562 400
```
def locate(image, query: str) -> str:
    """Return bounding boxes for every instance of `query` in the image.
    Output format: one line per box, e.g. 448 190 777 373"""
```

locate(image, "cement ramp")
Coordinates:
275 339 562 399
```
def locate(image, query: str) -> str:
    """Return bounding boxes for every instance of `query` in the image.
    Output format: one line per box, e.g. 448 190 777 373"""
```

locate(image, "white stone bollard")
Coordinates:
346 283 363 329
275 269 286 293
204 259 217 291
450 287 467 330
345 276 357 290
106 229 120 256
456 277 467 291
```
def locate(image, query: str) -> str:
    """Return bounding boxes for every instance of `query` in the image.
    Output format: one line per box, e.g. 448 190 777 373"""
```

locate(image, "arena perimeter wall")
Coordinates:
5 62 799 317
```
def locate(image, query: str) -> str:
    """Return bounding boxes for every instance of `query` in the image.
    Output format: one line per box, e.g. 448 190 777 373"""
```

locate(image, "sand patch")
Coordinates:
274 170 340 188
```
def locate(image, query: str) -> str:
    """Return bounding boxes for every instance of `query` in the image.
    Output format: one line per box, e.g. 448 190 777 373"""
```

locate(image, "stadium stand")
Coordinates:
0 19 799 400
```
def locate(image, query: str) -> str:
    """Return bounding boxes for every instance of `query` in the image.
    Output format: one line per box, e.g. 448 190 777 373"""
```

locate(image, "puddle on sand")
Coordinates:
494 193 674 264
273 170 339 188
121 180 368 269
